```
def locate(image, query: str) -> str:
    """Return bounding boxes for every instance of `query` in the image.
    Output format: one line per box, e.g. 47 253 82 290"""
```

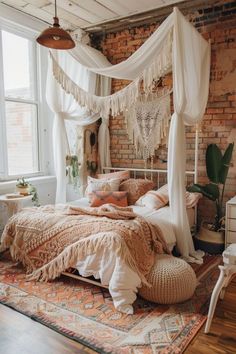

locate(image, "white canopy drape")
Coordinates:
46 47 111 203
47 7 210 262
168 9 210 261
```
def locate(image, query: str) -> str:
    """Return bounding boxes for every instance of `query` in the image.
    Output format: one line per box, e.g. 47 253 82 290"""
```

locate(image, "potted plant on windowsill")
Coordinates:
188 143 234 254
16 177 30 196
15 177 39 206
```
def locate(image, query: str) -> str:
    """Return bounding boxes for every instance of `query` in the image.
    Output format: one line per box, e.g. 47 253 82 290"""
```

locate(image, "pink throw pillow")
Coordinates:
89 191 128 207
97 170 130 181
119 178 154 205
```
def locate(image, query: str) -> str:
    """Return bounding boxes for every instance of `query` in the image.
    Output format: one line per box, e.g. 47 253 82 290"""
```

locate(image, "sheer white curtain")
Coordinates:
70 14 174 80
48 8 210 262
168 8 210 261
46 49 111 203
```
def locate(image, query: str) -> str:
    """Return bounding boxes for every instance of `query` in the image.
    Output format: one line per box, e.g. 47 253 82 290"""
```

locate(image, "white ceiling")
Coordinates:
0 0 186 32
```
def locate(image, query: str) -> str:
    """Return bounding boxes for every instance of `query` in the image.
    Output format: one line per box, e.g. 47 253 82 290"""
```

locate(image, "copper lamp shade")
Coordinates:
36 1 75 50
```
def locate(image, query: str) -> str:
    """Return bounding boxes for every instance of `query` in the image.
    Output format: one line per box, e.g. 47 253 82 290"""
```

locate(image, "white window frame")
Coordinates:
0 18 47 181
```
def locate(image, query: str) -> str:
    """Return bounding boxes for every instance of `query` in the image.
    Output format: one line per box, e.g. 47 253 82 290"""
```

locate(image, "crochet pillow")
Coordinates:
89 191 128 207
119 178 154 205
97 170 130 181
136 184 169 209
85 176 121 196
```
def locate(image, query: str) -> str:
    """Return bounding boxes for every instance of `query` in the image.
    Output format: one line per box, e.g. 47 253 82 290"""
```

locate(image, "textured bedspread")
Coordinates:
0 204 169 285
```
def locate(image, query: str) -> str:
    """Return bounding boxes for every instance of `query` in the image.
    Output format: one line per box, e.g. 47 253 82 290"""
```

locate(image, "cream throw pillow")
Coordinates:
136 184 202 209
85 176 121 196
186 191 202 208
136 184 169 209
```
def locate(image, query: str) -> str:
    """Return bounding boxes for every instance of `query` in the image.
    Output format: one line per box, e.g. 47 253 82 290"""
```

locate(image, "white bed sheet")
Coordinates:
69 198 194 313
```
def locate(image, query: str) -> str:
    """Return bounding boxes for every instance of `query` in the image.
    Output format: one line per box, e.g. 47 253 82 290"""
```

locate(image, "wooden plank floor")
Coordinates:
0 278 236 354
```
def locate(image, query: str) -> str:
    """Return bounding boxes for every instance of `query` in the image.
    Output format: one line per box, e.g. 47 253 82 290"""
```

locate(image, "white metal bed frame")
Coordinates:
102 166 196 186
102 125 199 185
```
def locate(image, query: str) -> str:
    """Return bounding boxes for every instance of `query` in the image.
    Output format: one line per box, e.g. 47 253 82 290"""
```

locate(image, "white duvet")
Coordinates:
69 198 194 314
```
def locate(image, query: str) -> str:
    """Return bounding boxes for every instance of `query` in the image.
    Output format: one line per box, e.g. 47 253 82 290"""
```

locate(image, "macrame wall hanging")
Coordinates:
124 89 171 161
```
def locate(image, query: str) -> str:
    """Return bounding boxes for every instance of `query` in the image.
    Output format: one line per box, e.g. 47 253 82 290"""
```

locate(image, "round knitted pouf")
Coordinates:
139 254 197 304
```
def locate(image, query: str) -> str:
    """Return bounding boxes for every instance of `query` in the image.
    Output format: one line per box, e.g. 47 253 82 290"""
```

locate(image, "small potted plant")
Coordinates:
188 143 234 254
16 177 39 206
16 177 30 196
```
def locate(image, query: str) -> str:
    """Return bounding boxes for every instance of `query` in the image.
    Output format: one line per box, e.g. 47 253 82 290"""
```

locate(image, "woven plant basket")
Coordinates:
194 222 224 254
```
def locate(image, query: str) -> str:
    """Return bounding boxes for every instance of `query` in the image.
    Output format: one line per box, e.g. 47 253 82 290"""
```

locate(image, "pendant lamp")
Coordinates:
36 0 75 50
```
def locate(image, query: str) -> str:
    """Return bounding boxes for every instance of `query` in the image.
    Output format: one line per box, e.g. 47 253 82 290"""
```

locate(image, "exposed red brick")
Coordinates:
93 0 236 225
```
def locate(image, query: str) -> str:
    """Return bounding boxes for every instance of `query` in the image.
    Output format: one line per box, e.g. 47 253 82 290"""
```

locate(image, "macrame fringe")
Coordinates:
26 232 151 287
124 89 172 159
0 225 13 252
50 30 172 119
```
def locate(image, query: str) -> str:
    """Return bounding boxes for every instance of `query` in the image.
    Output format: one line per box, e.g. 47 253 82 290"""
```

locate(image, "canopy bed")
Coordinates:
46 7 210 262
0 8 210 314
0 167 200 314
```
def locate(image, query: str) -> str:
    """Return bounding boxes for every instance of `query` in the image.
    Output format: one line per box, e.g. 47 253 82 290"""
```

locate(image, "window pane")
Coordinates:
5 101 39 176
2 31 35 100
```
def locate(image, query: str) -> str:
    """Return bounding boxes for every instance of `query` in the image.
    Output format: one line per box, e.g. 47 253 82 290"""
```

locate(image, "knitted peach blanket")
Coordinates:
0 204 169 284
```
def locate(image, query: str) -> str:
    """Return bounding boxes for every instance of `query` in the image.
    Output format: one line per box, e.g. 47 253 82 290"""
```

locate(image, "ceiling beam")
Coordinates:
87 0 223 34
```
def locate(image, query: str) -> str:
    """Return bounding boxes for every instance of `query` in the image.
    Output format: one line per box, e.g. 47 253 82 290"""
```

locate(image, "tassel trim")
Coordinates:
20 232 152 287
50 30 173 119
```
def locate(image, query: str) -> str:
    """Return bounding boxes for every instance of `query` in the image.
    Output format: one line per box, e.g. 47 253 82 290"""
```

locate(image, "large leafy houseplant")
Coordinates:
188 143 234 232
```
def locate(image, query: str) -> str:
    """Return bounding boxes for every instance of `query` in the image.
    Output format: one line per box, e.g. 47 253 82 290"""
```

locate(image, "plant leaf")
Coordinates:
187 183 219 201
219 143 234 184
206 144 222 183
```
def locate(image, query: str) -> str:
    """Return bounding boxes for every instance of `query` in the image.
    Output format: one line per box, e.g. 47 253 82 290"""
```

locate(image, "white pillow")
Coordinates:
135 184 169 210
85 176 121 196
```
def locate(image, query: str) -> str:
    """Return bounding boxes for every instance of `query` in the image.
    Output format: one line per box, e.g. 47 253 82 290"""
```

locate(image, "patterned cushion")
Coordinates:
119 178 154 205
85 176 121 197
136 184 169 209
89 191 128 207
186 191 202 208
97 170 130 181
136 184 202 210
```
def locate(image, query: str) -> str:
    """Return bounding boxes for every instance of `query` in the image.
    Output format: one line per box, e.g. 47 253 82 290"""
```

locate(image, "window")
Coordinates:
0 25 42 179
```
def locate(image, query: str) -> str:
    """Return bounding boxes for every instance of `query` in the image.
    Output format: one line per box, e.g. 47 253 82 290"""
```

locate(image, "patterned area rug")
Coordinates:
0 254 221 354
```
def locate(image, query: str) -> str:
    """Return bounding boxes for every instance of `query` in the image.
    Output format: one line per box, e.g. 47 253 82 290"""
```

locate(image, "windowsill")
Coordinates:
0 175 56 192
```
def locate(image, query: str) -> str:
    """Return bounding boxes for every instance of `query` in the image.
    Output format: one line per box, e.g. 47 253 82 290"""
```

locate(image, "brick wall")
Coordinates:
92 0 236 223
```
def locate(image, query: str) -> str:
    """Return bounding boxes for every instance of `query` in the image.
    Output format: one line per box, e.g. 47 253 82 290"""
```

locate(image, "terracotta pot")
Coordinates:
15 185 29 196
194 222 225 254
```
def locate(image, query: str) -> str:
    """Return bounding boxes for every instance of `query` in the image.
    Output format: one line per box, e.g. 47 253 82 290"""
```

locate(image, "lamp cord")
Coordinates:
55 0 57 18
